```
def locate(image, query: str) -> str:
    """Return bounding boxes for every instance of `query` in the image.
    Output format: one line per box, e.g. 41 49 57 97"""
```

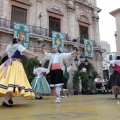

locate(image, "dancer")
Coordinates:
42 44 80 103
31 62 51 99
62 63 72 98
0 38 38 107
103 56 120 98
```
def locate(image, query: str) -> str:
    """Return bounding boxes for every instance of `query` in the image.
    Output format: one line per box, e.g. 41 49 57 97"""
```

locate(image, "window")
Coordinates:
49 16 61 37
109 55 113 60
11 5 27 28
80 25 88 44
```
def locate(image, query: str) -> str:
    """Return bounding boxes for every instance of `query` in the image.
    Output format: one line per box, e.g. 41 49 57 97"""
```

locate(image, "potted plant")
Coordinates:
73 70 80 95
91 69 98 80
80 71 89 94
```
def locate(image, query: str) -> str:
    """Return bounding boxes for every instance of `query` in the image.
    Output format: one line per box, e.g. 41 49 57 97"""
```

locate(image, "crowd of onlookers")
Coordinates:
94 76 110 94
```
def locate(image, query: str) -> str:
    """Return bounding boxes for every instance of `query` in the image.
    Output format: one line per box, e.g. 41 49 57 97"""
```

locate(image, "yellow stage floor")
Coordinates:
0 94 120 120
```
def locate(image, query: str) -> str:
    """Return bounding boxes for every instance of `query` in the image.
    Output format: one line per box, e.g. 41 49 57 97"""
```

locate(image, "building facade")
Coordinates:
110 8 120 55
0 0 103 92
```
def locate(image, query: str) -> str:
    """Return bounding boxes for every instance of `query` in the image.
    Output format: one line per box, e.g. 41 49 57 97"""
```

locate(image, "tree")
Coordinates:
91 69 98 80
73 70 80 92
80 71 89 92
26 58 39 83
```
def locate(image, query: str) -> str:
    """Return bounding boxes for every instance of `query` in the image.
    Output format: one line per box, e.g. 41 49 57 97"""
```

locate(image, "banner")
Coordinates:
84 39 94 57
52 31 64 52
14 23 30 48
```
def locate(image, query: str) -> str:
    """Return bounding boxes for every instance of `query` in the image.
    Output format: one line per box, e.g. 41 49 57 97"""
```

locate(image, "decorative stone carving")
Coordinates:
36 0 43 3
78 15 90 24
67 0 75 12
47 4 64 16
11 0 32 5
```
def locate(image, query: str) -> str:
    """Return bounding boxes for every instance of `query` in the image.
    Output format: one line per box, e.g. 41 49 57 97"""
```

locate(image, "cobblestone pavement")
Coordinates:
0 95 120 120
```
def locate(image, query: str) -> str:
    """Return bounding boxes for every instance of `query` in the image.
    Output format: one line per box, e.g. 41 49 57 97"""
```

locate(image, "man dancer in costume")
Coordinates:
42 44 80 103
0 38 38 107
62 63 72 98
31 62 51 99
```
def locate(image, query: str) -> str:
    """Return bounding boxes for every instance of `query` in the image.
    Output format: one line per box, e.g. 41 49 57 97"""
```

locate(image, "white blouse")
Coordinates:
44 51 71 63
33 67 49 76
6 44 26 58
110 60 120 66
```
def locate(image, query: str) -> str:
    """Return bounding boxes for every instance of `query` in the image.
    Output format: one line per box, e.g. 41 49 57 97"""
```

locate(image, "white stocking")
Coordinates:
55 86 61 98
35 93 40 98
10 94 12 100
3 92 11 104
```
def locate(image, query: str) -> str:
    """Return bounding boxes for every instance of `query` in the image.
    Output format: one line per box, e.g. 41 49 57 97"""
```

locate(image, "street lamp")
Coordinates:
74 55 88 69
38 12 42 28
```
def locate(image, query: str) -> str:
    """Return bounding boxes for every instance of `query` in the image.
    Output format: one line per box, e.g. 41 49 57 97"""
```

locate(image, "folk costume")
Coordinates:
0 41 35 106
62 64 72 98
43 47 72 103
31 66 51 99
107 59 120 98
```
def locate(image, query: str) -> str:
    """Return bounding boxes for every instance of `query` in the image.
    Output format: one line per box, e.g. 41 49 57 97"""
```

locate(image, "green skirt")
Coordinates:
31 76 51 94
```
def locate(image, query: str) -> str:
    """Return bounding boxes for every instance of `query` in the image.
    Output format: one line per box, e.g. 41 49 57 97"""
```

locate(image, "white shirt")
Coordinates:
33 67 49 76
6 44 26 58
110 60 120 66
44 51 71 70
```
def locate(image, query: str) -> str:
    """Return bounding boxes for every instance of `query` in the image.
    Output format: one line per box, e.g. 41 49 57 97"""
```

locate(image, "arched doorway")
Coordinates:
78 63 96 91
1 56 8 63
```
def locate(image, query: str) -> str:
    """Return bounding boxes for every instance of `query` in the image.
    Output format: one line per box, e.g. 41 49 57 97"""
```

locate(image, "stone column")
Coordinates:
66 0 75 41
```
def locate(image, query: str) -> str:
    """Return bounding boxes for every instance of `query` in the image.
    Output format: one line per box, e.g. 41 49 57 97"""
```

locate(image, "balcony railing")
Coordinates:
76 0 94 7
0 18 69 41
76 37 101 48
0 18 100 48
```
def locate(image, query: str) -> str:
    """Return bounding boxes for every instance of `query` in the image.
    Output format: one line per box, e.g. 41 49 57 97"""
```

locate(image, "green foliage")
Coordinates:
73 70 80 91
26 58 39 83
80 72 89 90
91 69 98 80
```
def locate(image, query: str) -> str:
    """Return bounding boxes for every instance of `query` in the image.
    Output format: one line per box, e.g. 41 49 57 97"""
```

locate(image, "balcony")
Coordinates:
75 0 95 8
0 18 69 41
76 37 101 48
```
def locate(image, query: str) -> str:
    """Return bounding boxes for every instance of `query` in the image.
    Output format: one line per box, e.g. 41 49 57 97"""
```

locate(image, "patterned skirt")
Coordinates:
31 76 51 94
107 70 120 93
0 60 35 98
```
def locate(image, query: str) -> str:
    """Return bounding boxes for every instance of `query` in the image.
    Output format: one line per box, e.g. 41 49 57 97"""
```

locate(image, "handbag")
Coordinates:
51 63 60 70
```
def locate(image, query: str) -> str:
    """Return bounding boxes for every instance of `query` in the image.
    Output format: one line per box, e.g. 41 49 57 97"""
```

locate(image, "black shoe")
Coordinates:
115 94 118 98
40 96 43 99
35 97 43 99
2 102 13 107
8 99 13 104
35 97 40 99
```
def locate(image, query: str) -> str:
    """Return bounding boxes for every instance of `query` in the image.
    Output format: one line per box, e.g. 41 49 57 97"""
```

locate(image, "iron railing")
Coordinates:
76 37 100 47
0 18 100 47
78 0 93 5
0 18 69 41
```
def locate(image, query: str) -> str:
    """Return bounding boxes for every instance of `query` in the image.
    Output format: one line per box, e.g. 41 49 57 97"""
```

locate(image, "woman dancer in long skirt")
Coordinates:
0 38 38 107
103 56 120 98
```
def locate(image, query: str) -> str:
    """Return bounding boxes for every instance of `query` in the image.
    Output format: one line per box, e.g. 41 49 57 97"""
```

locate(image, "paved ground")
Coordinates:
0 94 120 120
